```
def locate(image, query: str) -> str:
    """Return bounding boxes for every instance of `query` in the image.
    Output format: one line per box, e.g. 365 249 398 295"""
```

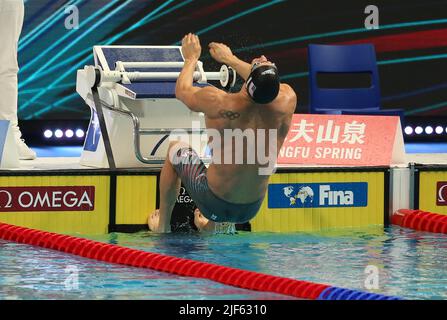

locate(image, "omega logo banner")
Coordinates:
437 182 447 206
0 187 95 212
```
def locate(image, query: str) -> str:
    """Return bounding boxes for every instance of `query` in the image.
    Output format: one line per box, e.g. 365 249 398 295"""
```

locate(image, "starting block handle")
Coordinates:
116 61 185 70
86 62 237 88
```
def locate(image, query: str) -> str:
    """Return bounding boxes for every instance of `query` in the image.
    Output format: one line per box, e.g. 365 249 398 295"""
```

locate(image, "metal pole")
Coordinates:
118 61 185 69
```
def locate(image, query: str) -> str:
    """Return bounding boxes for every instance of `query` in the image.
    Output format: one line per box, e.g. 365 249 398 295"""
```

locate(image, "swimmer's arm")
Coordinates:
176 79 226 114
208 43 251 80
176 58 198 102
224 55 252 81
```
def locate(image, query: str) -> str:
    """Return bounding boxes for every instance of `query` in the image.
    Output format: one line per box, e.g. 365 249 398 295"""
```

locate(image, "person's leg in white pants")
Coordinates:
0 0 36 160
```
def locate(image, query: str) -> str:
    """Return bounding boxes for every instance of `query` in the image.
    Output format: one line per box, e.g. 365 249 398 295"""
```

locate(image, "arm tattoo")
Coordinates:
219 110 240 120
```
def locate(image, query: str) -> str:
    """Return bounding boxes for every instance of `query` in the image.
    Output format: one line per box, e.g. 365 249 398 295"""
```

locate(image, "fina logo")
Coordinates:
269 182 368 208
320 185 355 206
283 186 314 206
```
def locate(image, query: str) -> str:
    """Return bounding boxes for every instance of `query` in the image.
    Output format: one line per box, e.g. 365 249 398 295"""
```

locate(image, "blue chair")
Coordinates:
308 44 404 123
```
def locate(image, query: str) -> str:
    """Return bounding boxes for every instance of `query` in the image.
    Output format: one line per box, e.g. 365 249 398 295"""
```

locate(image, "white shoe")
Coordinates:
16 139 36 160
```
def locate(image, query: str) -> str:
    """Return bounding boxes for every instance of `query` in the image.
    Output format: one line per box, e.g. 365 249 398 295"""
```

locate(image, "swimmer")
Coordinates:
148 33 297 233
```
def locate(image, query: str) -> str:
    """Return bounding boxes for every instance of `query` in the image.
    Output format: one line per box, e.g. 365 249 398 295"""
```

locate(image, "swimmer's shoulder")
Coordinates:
279 83 298 102
270 84 297 115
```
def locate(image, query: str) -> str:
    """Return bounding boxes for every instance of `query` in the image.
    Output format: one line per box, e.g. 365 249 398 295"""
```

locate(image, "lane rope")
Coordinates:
392 209 447 234
0 222 401 300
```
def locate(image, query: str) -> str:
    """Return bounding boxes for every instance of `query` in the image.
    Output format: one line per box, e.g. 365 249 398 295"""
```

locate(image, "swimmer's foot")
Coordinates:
148 210 171 233
194 209 216 232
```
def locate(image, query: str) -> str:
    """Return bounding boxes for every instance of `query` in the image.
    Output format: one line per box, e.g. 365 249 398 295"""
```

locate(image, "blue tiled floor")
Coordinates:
30 143 447 158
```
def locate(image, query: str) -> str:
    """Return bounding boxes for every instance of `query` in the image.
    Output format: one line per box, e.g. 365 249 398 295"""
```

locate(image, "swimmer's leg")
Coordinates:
194 208 216 233
148 142 182 233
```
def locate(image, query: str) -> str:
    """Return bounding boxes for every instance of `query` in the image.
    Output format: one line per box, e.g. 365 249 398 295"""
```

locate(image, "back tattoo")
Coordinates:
219 110 241 120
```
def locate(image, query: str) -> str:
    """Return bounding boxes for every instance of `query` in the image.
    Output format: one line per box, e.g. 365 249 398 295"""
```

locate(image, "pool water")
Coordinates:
1 226 447 300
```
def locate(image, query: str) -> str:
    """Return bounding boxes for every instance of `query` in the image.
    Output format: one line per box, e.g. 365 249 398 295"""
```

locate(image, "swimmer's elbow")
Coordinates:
175 86 191 105
176 87 201 112
175 84 188 102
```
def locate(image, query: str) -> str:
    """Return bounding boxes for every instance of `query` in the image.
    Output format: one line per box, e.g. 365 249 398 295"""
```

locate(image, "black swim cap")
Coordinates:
246 64 280 104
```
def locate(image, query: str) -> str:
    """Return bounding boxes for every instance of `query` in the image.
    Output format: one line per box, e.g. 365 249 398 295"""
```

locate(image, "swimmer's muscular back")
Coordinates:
179 83 297 204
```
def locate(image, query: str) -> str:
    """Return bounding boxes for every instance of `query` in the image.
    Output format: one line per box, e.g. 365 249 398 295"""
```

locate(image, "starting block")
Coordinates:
76 46 236 168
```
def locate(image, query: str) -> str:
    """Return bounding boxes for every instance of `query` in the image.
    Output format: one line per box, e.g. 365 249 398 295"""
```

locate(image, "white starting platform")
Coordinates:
76 45 206 168
76 45 236 169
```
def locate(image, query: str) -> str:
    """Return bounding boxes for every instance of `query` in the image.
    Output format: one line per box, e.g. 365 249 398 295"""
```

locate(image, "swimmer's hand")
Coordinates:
181 33 201 61
209 42 252 80
148 210 171 233
209 42 235 64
